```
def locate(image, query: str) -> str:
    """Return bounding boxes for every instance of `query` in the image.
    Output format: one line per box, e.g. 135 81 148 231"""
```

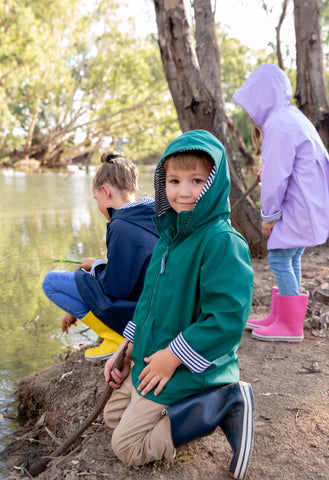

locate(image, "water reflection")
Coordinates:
0 165 155 475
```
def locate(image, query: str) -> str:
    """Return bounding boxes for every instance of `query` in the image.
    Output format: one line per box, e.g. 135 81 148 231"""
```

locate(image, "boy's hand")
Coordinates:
104 341 132 389
262 220 276 236
138 347 182 397
79 257 96 271
61 313 77 334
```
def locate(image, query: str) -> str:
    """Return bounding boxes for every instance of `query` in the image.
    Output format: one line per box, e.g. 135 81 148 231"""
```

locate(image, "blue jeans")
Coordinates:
42 270 90 319
268 248 305 296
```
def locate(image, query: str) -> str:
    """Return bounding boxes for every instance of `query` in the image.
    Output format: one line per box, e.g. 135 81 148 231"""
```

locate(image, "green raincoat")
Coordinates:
124 130 253 405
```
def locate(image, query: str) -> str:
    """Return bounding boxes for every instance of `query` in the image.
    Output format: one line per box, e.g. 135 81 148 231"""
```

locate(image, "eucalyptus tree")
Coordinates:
153 0 266 254
293 0 329 150
0 0 178 166
319 0 329 57
0 0 82 155
260 0 329 149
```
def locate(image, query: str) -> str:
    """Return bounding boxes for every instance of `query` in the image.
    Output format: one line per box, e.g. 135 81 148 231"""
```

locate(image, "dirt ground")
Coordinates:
1 245 329 480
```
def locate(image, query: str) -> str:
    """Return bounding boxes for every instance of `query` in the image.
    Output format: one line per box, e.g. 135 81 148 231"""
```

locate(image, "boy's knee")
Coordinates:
110 415 175 466
111 426 139 465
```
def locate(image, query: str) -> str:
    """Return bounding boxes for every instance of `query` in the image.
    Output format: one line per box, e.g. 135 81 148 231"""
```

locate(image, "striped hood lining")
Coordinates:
155 156 216 217
121 196 154 209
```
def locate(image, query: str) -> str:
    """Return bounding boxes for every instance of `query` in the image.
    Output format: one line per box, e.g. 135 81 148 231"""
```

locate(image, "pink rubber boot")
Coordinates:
252 293 309 343
245 287 278 330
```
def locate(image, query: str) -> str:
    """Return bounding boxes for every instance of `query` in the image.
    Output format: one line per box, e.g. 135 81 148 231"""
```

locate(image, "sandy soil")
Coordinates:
1 245 329 480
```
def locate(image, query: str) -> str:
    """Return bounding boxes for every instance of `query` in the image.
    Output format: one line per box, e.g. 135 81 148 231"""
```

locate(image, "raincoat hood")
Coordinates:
75 199 158 334
154 129 230 234
108 201 157 236
233 63 329 250
233 63 292 127
126 130 253 405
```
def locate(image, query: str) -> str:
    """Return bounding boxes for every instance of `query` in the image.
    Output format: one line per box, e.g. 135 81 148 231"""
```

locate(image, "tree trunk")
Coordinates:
23 97 40 157
276 0 290 70
293 0 329 150
153 0 266 255
226 114 254 166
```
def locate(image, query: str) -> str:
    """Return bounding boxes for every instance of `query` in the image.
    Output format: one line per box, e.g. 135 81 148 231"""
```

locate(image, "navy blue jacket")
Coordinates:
75 200 158 335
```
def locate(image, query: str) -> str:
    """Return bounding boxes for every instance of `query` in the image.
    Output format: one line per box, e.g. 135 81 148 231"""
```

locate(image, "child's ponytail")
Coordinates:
93 152 138 193
251 124 262 157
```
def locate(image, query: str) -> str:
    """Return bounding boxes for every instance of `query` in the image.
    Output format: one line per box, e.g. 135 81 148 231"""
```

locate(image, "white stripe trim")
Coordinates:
252 331 304 342
233 382 254 480
121 197 154 209
194 165 216 207
260 209 282 222
123 321 136 342
169 333 212 373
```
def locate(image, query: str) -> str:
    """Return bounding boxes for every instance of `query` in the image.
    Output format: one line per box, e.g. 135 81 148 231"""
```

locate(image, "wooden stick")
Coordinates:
27 340 130 477
231 177 260 212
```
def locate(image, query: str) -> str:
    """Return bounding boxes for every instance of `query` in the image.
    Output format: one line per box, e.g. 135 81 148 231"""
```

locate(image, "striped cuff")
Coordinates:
261 209 282 222
123 321 135 342
169 333 212 373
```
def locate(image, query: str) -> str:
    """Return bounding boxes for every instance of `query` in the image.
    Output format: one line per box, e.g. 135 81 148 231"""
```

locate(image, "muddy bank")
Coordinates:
1 246 329 480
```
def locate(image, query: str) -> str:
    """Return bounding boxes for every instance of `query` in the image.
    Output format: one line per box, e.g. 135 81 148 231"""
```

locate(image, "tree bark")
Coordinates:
276 0 290 70
293 0 329 150
23 97 40 158
226 114 254 166
153 0 266 255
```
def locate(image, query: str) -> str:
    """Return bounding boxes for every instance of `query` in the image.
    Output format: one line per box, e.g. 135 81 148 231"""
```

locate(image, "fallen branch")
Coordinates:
317 290 329 300
231 177 260 212
77 473 113 477
44 427 61 445
297 364 322 374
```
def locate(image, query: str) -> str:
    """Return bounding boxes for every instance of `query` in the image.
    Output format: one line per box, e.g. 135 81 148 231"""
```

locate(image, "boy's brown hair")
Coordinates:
93 153 138 193
163 150 214 174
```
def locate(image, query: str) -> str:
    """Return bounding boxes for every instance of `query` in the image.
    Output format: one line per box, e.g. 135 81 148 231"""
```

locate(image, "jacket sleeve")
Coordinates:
123 321 135 342
94 219 150 299
170 232 253 372
260 123 296 217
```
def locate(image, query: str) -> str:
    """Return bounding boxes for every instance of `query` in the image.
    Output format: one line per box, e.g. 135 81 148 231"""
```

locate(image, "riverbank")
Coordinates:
1 246 329 480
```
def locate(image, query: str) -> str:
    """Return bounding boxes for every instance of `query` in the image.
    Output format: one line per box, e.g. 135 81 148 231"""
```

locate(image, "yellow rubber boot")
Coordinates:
80 311 125 361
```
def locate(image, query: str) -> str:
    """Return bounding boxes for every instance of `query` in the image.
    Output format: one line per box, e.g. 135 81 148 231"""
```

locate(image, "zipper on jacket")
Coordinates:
160 247 169 274
140 244 170 342
140 255 164 340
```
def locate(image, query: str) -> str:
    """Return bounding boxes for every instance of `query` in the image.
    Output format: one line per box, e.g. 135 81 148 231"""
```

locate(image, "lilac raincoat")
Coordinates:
233 63 329 250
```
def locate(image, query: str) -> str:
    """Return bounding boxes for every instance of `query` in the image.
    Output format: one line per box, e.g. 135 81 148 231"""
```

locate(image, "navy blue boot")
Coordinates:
163 381 254 480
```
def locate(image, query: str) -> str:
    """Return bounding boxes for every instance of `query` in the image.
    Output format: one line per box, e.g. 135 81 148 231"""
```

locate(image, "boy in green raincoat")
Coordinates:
103 130 254 480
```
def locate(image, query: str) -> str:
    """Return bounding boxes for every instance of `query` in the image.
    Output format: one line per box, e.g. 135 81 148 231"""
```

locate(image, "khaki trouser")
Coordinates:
103 372 176 466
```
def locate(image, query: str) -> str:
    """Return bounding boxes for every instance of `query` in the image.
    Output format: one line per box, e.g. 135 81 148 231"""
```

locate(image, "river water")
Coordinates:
0 164 155 477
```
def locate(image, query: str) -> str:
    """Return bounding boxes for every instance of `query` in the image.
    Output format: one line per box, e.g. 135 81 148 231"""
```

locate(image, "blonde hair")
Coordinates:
251 124 262 157
164 150 214 174
93 153 138 193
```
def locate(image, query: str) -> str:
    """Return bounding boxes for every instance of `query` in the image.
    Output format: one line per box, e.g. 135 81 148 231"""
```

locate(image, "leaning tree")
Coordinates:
153 0 266 255
293 0 329 150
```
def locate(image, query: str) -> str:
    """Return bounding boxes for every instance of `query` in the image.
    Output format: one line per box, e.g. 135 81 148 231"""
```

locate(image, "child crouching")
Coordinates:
103 130 254 479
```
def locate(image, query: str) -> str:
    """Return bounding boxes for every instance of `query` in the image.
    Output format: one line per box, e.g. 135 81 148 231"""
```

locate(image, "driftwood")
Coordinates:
27 340 129 477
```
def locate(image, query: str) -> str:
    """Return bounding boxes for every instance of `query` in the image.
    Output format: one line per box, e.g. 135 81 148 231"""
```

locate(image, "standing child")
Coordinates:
42 153 159 360
233 63 329 342
103 130 254 480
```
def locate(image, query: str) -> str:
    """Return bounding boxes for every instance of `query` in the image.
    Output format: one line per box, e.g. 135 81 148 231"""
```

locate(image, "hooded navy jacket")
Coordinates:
75 199 159 335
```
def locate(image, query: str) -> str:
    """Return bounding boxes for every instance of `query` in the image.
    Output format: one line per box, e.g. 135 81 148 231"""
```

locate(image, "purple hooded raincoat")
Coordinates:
233 63 329 250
